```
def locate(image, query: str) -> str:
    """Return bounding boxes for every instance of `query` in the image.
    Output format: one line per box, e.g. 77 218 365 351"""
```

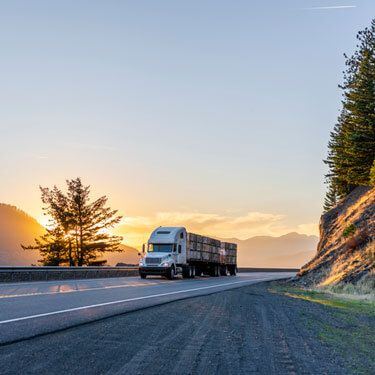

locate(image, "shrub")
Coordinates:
370 160 375 186
343 224 357 238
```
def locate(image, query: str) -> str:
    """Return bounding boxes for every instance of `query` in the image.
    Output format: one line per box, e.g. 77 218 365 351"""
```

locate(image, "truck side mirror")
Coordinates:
142 244 145 254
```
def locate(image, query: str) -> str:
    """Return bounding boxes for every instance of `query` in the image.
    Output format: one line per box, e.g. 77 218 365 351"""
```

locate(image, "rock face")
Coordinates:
297 187 375 286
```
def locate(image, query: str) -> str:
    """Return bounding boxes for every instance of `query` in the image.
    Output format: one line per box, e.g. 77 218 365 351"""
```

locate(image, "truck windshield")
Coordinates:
148 244 174 253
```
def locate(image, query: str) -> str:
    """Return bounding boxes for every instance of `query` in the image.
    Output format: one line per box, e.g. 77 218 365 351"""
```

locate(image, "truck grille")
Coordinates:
145 257 162 265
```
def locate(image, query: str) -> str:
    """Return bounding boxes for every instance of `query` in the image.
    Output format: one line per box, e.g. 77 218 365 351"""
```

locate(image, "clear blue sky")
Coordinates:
0 1 374 245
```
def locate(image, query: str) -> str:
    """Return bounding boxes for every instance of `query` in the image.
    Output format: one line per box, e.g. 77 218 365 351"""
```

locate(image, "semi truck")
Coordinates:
138 227 237 279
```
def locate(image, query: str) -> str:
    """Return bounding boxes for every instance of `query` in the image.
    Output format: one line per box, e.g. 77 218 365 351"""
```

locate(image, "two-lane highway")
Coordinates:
0 272 294 344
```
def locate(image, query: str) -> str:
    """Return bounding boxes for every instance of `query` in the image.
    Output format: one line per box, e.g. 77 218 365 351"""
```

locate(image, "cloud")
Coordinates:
114 211 318 249
303 5 356 11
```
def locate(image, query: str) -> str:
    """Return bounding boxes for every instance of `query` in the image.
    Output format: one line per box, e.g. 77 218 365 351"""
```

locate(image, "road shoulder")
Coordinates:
1 280 373 374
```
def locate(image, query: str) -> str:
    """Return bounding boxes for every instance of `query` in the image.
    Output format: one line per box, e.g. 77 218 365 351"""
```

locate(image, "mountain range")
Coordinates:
0 204 139 266
226 233 318 268
0 203 318 267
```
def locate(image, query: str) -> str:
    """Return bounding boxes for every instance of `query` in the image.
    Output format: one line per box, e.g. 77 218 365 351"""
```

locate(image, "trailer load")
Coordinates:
139 227 237 279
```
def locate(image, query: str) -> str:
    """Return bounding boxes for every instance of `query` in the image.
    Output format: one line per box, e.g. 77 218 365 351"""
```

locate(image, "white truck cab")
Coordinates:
139 227 187 279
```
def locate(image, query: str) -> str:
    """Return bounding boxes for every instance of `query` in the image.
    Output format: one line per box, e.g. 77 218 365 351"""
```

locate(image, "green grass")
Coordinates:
270 282 375 374
269 283 375 315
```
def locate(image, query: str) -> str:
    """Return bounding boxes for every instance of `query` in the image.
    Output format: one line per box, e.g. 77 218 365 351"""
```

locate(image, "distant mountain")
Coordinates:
0 203 140 266
226 232 319 268
104 244 140 266
0 204 44 266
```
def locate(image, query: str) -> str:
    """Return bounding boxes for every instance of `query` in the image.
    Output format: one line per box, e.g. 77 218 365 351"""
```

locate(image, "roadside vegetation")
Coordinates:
270 280 375 375
319 273 375 299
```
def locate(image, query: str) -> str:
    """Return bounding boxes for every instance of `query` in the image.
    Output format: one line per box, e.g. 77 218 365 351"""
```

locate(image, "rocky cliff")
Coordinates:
297 187 374 286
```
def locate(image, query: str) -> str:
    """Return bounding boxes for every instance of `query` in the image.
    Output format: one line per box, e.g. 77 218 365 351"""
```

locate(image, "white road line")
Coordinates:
0 281 162 299
0 278 271 325
0 275 159 288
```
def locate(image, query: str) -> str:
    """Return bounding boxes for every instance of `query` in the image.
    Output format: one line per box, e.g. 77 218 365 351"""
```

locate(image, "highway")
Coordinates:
0 275 357 375
0 272 293 344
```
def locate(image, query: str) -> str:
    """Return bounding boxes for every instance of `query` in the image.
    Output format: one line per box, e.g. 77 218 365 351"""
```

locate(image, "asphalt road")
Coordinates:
0 280 363 375
0 272 293 344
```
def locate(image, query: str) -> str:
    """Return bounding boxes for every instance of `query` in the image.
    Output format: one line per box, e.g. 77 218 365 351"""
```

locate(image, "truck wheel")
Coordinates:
167 266 175 280
188 266 193 278
211 265 219 277
191 266 195 278
220 266 227 276
140 273 147 279
182 266 190 279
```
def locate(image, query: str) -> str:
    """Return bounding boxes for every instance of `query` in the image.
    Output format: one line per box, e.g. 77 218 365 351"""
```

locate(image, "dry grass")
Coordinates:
317 273 375 301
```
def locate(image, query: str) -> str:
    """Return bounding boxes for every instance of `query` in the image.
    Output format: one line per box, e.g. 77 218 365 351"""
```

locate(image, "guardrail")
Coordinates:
237 267 299 273
0 266 298 283
0 266 139 283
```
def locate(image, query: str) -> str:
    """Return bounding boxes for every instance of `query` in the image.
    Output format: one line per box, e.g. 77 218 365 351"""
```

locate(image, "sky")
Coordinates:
0 1 374 248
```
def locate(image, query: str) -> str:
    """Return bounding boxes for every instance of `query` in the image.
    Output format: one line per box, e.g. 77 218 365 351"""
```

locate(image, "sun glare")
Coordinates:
37 215 53 229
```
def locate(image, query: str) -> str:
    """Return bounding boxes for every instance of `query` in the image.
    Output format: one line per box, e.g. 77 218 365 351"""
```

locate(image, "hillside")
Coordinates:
104 244 140 266
228 233 318 268
0 204 44 266
297 187 375 286
0 204 139 266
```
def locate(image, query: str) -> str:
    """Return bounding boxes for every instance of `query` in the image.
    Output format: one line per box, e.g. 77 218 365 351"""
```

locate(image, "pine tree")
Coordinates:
323 183 338 212
22 225 68 266
23 178 123 266
324 19 375 209
65 178 123 266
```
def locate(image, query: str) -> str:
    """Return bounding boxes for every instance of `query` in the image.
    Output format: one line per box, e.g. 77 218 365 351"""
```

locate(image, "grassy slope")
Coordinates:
270 281 375 375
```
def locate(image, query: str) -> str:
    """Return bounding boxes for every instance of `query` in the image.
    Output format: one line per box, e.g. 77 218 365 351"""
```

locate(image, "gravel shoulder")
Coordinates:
0 280 373 375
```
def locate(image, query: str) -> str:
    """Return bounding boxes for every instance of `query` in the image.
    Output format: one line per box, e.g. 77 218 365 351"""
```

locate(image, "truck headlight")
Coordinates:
161 262 170 267
139 260 145 266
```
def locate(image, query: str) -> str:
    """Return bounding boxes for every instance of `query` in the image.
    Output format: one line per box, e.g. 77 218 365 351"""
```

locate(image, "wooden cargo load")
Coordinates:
220 242 237 265
187 233 236 265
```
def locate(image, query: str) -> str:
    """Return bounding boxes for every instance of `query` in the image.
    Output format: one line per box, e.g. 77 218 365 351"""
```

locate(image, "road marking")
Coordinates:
0 281 163 299
0 277 273 325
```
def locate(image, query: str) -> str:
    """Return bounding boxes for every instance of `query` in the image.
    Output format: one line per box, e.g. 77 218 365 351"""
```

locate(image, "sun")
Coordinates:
36 214 53 229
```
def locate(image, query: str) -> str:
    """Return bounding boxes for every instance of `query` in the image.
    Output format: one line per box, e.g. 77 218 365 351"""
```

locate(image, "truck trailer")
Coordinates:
138 227 237 279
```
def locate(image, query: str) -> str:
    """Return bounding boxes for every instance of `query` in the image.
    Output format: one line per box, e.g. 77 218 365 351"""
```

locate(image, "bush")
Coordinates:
370 160 375 186
343 224 357 238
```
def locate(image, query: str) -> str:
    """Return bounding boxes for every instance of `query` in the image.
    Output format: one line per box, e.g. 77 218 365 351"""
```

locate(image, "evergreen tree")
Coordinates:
23 178 123 266
324 20 375 209
65 178 123 266
323 183 338 212
22 225 68 266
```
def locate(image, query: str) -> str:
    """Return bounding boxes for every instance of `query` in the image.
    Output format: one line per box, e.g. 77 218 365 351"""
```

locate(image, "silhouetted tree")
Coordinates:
23 178 123 266
23 227 67 266
65 178 123 266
